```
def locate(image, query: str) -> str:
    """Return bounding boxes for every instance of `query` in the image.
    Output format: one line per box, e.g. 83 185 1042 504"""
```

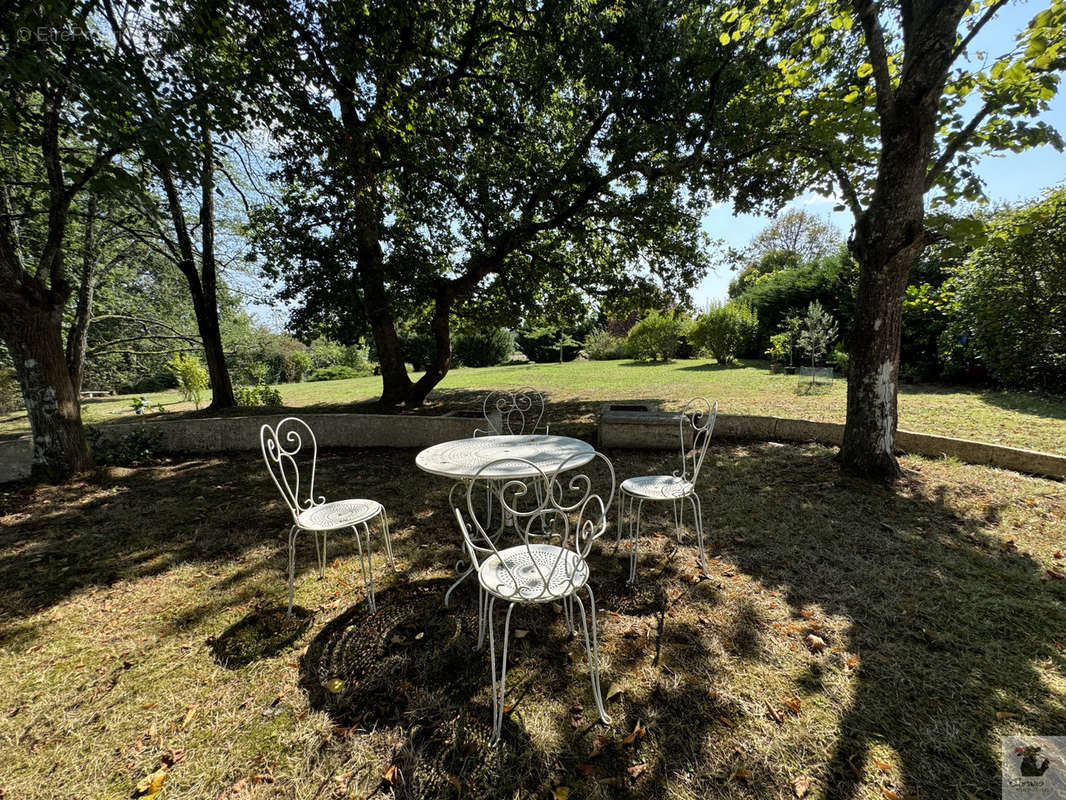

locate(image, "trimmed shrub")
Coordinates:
687 302 758 364
625 311 681 361
307 365 360 382
452 327 515 367
584 329 627 360
233 384 283 407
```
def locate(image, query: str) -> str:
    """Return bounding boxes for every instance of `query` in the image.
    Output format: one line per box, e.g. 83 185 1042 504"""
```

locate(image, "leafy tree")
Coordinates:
584 329 628 360
728 0 1066 478
748 209 842 263
247 0 793 406
0 2 152 479
687 301 759 364
733 248 856 352
625 311 682 361
944 188 1066 392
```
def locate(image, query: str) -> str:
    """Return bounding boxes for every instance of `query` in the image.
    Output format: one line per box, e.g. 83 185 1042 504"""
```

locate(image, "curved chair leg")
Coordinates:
352 522 377 613
476 586 488 650
672 500 681 542
380 509 395 568
313 531 328 578
627 499 644 584
286 525 300 617
688 493 708 572
614 492 625 552
574 586 610 724
562 595 576 637
487 598 516 745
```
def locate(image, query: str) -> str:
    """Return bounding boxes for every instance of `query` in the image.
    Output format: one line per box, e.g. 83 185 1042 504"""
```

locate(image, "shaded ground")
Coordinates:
1 445 1064 798
3 359 1065 454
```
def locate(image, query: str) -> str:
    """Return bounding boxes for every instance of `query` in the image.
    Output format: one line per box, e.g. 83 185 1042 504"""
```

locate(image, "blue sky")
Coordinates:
690 2 1066 307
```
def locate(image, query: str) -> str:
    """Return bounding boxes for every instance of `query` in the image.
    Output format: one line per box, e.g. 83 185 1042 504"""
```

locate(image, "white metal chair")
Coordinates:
615 397 717 583
260 417 394 615
475 387 549 436
454 451 615 744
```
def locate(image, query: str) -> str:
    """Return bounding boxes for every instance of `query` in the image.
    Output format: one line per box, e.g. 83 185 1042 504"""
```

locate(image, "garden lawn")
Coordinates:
1 445 1064 799
4 359 1064 455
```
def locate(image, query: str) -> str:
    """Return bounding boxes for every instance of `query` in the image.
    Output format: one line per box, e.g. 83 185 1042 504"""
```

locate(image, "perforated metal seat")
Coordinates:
296 499 383 530
619 475 694 500
478 544 589 603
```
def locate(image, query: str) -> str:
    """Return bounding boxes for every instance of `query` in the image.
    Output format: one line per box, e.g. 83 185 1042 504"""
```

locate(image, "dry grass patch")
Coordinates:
1 445 1064 799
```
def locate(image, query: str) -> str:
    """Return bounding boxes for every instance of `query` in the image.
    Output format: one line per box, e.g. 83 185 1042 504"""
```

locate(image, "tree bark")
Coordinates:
156 147 235 411
197 115 235 410
0 286 91 481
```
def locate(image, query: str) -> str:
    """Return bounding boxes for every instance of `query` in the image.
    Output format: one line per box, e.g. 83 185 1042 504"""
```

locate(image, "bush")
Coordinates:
233 384 283 407
166 353 209 409
120 372 178 395
0 365 22 412
289 350 312 382
584 329 627 360
307 365 360 382
452 327 514 367
625 311 682 361
942 188 1066 392
87 425 164 466
687 302 758 364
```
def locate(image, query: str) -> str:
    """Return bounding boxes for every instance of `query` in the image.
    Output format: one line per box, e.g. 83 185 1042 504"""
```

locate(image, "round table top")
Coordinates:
415 434 595 480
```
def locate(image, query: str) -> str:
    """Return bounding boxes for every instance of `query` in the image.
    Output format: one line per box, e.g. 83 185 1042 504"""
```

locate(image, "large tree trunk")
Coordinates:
1 290 91 481
839 112 934 480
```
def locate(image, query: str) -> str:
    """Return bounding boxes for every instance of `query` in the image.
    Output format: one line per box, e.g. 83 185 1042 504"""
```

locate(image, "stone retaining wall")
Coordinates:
2 409 1063 483
598 409 1065 479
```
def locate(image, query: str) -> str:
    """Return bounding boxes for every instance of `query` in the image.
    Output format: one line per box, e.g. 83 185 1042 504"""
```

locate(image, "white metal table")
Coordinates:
416 434 596 605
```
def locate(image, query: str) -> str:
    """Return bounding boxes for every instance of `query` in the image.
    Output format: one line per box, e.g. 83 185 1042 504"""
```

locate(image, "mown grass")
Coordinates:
3 359 1063 454
1 445 1064 799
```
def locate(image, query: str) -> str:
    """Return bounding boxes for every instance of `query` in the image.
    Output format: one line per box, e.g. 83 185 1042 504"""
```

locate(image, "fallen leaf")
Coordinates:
873 758 892 772
733 768 751 779
513 629 529 639
179 705 198 730
719 716 735 728
881 789 900 800
323 678 345 694
447 776 461 791
627 763 648 780
576 763 597 775
551 788 570 800
793 775 812 797
589 736 607 758
783 697 802 714
606 683 624 701
383 764 398 785
766 702 784 724
805 634 827 652
996 711 1019 720
622 720 646 744
134 769 167 798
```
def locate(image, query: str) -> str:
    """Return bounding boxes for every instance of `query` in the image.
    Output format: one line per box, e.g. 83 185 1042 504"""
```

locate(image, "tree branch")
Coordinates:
925 97 996 190
851 0 895 116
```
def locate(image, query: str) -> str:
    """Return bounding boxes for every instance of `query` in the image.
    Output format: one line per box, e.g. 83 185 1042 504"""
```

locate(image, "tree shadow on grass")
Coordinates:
715 443 1066 799
300 577 550 799
208 604 313 669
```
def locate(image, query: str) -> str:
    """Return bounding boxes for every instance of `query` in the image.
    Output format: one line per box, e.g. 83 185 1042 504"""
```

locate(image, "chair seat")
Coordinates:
620 474 694 500
478 544 589 602
297 498 383 530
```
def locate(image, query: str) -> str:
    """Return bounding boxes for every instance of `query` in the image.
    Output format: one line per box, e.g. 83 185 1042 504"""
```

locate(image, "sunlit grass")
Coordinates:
1 447 1063 798
2 359 1064 453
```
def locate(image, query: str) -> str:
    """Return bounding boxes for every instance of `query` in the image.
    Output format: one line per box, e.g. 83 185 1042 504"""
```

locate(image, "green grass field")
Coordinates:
3 358 1065 454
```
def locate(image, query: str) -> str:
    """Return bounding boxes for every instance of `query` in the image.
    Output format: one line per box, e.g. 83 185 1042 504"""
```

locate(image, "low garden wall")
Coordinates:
2 408 1063 483
598 406 1066 479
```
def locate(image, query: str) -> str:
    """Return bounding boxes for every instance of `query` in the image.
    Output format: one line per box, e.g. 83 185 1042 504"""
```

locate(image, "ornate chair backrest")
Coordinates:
260 417 324 522
677 398 718 486
454 451 615 603
475 387 548 436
